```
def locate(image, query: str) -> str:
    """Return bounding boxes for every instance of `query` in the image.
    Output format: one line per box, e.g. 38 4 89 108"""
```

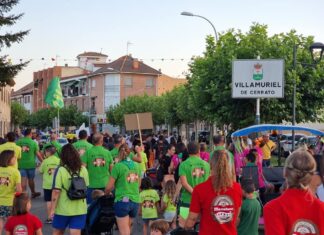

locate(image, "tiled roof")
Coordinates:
11 81 34 97
77 52 108 57
90 55 161 76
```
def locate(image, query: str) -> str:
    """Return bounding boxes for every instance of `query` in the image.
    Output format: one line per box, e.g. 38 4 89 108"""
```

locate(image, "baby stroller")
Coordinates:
83 195 115 235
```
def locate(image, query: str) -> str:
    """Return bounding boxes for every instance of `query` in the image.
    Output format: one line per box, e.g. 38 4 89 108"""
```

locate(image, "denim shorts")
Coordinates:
43 189 52 202
0 206 12 218
114 201 139 218
19 168 36 179
52 214 86 230
164 211 176 222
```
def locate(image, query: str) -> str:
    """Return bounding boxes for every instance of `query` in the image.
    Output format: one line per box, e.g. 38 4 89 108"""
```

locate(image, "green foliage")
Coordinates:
59 105 88 127
11 101 28 126
0 0 29 86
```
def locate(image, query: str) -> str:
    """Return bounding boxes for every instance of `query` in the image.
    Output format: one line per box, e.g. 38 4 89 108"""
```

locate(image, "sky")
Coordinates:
4 0 324 90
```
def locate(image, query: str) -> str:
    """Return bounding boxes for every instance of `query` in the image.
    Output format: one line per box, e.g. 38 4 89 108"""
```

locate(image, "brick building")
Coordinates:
11 81 34 114
0 85 12 137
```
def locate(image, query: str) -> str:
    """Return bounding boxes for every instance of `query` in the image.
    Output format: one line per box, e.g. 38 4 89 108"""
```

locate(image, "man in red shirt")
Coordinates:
184 150 242 235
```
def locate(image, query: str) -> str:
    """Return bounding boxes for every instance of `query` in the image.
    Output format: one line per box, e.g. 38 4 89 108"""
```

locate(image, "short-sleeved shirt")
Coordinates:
140 189 160 219
163 194 176 213
72 140 93 157
179 156 210 204
0 166 21 206
190 178 242 235
5 213 42 234
261 140 276 160
237 198 261 235
110 147 119 163
111 160 141 203
210 146 234 167
0 142 22 169
42 140 62 158
81 146 113 188
52 166 89 216
39 155 60 189
16 137 39 169
264 188 324 235
140 152 148 173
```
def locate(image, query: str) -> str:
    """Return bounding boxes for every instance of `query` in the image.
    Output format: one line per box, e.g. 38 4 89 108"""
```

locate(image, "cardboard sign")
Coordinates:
124 112 153 131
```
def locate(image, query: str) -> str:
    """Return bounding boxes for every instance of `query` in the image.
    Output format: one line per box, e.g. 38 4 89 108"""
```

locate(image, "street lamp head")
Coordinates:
181 11 194 17
309 42 324 64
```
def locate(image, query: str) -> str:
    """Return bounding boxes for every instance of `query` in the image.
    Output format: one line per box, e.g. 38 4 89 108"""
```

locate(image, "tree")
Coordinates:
0 0 29 86
11 101 28 128
188 23 324 129
59 105 88 127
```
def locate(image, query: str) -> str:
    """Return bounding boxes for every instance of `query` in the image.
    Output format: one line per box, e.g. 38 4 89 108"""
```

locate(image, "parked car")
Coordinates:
282 134 306 157
57 137 69 146
297 136 318 148
270 134 289 155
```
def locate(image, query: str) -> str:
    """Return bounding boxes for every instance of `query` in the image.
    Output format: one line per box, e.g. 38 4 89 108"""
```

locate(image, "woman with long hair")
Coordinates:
51 144 89 235
264 150 324 234
105 143 141 235
184 150 242 234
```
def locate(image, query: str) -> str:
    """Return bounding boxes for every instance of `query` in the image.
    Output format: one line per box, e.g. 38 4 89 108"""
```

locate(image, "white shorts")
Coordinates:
163 211 176 222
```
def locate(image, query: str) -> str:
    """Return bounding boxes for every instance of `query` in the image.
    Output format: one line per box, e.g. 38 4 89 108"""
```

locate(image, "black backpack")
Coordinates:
63 167 87 200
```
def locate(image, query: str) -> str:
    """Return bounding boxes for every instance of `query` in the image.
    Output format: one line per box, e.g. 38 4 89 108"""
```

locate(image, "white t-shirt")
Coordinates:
316 184 324 202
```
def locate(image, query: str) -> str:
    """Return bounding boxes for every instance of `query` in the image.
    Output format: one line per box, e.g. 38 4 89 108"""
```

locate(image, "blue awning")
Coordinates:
231 124 324 137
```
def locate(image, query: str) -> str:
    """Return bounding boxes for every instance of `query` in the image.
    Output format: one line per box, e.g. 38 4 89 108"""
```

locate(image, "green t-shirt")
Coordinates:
53 166 89 216
73 140 93 157
110 147 119 164
0 166 21 206
140 189 160 219
140 152 148 173
111 160 141 203
16 137 39 169
42 141 62 158
39 155 60 189
237 198 261 235
179 156 210 204
81 146 113 188
0 142 22 169
163 194 176 213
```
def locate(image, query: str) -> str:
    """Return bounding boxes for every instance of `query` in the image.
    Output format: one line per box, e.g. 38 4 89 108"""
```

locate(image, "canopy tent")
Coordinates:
231 124 324 137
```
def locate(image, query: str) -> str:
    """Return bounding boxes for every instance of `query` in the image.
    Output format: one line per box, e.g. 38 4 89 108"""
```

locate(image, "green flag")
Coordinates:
45 76 64 109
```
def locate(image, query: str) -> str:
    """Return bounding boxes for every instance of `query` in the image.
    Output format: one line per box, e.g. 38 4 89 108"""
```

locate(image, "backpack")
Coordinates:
63 167 87 200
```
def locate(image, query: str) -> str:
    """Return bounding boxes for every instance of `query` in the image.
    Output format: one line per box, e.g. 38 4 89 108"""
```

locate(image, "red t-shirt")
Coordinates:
190 177 242 235
264 188 324 235
5 213 42 235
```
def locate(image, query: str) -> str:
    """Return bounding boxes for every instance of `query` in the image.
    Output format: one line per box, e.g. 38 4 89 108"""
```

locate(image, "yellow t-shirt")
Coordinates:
0 142 22 169
261 140 276 160
0 166 21 206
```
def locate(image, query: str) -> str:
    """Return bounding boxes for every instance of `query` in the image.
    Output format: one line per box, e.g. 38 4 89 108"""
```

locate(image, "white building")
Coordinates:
11 81 34 114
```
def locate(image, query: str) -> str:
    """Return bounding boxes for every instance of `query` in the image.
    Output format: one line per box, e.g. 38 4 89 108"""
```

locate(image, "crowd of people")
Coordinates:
0 128 323 235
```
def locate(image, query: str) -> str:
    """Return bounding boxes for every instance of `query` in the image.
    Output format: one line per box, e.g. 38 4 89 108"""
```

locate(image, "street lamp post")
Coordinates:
181 11 218 41
291 41 324 151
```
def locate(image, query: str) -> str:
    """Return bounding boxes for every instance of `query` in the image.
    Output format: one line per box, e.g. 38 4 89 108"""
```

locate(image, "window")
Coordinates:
146 78 154 88
92 80 96 88
124 77 133 87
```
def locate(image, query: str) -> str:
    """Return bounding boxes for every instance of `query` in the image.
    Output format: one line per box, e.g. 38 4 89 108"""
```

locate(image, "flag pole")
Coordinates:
57 108 60 137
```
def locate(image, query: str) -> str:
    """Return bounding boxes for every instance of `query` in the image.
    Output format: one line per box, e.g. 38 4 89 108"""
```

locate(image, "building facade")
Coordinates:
11 82 34 114
0 85 12 137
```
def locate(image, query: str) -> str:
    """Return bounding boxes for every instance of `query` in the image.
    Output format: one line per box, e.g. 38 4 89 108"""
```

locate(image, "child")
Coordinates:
5 192 43 235
237 179 261 235
161 180 177 230
150 219 169 235
0 150 22 233
39 145 60 224
140 177 160 235
140 145 148 178
199 143 210 162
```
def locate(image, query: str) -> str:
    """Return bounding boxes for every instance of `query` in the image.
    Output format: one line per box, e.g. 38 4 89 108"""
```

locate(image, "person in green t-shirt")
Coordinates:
237 179 261 235
139 177 160 235
16 128 43 198
179 142 210 218
72 130 93 157
39 145 60 223
0 150 22 233
42 133 62 158
140 146 148 178
51 143 89 234
110 134 123 164
82 133 113 204
105 143 141 235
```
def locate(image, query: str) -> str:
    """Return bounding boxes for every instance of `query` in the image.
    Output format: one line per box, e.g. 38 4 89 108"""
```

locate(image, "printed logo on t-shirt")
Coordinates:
291 219 319 235
21 145 30 153
92 158 106 167
192 167 205 177
47 168 56 175
78 148 86 156
143 200 155 209
0 177 10 186
211 195 234 224
13 224 28 235
126 172 139 183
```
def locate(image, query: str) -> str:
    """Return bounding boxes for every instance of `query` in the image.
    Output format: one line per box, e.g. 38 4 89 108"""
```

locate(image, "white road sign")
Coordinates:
232 59 285 98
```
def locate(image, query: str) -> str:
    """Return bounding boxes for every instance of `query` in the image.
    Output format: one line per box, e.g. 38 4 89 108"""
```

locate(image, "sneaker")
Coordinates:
32 192 41 198
45 219 52 224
